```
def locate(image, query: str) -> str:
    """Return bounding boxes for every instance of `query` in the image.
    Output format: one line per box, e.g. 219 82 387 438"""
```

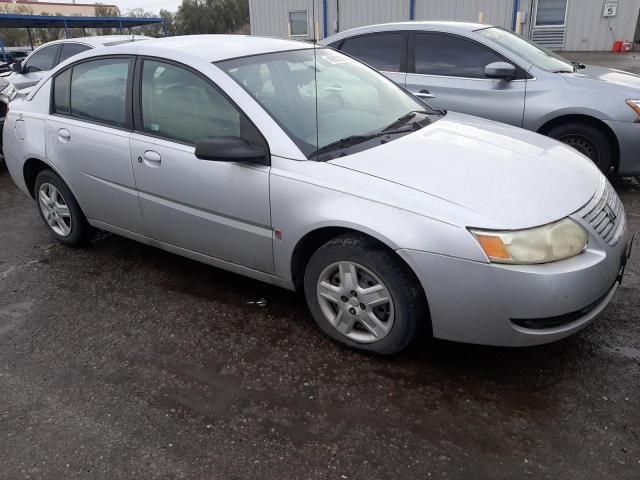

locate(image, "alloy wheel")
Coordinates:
38 183 72 237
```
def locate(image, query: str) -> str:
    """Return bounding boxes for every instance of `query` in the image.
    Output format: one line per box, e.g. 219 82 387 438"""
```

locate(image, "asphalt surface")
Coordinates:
563 51 640 73
1 53 640 480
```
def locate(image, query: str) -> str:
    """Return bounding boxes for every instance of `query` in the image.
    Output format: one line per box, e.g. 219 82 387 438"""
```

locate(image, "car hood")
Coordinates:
330 112 602 230
563 64 640 92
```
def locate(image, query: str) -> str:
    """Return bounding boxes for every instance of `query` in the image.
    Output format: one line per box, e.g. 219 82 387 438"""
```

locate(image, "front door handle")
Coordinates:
57 128 70 141
143 150 161 163
415 90 436 99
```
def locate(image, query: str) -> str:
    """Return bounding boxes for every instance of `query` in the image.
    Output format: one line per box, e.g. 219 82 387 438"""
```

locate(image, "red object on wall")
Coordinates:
613 40 623 52
621 41 632 52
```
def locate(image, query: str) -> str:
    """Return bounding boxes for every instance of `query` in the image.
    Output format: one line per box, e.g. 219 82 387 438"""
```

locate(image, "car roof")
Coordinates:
319 21 492 45
40 35 150 48
116 35 314 62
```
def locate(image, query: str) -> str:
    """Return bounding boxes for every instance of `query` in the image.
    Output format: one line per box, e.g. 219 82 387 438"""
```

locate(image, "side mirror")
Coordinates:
484 61 516 80
195 136 267 164
10 62 22 74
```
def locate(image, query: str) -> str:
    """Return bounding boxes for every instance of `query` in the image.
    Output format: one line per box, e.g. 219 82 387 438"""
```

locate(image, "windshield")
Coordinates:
218 48 441 160
476 27 574 73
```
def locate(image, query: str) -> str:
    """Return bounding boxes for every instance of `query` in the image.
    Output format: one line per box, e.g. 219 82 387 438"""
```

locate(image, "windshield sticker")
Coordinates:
321 54 352 65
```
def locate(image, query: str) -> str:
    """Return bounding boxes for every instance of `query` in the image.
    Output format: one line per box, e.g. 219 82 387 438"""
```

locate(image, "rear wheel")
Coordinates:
303 234 427 355
34 169 93 246
545 122 613 173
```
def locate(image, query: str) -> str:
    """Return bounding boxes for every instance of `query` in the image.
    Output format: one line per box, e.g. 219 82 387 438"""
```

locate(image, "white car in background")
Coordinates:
8 35 149 91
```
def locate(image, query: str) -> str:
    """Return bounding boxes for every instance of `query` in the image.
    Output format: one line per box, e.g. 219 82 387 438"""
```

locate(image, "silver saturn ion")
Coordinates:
3 35 632 354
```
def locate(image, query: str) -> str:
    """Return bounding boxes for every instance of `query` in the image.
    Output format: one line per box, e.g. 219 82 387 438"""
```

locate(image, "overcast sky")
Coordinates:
113 0 182 14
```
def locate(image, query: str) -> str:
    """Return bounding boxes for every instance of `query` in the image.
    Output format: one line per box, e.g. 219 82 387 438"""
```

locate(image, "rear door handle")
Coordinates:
415 90 436 99
57 128 70 140
142 150 161 164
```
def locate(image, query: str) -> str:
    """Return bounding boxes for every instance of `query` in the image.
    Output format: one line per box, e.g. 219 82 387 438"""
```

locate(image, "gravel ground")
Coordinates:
1 52 639 480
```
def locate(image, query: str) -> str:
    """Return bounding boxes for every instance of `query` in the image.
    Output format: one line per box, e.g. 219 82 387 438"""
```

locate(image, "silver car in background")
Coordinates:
2 35 632 354
321 22 640 175
7 35 149 91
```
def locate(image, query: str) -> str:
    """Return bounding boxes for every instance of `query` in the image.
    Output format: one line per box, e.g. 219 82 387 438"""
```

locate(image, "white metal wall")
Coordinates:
249 0 324 39
334 0 409 31
249 0 640 51
562 0 640 50
413 0 515 28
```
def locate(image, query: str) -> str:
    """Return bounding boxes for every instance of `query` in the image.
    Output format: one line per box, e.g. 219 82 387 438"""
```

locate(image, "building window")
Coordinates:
289 10 309 37
535 0 568 26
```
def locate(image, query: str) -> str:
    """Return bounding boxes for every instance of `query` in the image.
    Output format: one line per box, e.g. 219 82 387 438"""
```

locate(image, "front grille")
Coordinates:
578 177 625 246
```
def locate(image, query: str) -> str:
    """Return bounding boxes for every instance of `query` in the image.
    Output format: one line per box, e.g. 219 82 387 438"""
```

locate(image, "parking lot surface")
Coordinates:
1 52 640 480
1 161 639 479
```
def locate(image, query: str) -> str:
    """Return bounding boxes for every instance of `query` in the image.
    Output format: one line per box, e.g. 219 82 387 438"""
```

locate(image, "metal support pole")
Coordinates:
409 0 415 20
83 27 87 36
322 0 328 38
119 20 123 34
27 28 34 50
163 19 168 36
0 38 7 64
511 0 520 32
64 20 69 38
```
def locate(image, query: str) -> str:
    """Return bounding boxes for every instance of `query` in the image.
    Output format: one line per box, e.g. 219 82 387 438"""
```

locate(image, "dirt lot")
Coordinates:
1 52 640 480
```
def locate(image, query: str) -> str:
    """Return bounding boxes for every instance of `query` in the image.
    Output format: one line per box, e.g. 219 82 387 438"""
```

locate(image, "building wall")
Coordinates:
413 0 516 29
334 0 408 31
249 0 640 51
249 0 323 40
0 1 119 16
562 0 640 50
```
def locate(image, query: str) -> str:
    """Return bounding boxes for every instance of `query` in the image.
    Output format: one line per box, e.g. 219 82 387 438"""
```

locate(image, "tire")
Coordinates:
303 234 427 355
545 122 613 173
33 169 93 247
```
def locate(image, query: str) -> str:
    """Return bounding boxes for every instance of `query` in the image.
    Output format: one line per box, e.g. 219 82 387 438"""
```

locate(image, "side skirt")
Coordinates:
88 219 295 291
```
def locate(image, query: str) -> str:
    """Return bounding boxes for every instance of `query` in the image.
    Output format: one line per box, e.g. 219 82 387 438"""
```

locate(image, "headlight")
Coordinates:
470 218 588 264
626 99 640 121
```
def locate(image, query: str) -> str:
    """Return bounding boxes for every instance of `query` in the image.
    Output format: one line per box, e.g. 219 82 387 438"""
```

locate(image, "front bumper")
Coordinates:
604 119 640 175
397 227 630 347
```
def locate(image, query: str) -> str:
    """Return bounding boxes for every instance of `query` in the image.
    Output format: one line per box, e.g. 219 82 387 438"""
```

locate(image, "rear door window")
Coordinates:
339 32 405 72
68 58 130 127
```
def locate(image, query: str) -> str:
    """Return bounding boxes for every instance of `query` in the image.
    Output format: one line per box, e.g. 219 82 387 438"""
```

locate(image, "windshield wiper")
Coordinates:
570 61 586 70
310 127 415 159
381 110 431 132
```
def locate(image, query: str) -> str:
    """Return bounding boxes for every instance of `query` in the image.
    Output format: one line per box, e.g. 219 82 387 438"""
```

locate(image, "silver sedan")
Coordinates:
3 35 632 354
321 22 640 175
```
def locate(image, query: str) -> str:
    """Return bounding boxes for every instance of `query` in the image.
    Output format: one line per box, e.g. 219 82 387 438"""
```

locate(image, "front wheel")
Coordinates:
303 234 427 355
545 122 613 173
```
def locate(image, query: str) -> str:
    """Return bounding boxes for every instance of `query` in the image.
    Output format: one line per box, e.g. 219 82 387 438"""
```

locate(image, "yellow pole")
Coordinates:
515 11 523 34
287 22 292 39
315 20 320 41
478 11 485 23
